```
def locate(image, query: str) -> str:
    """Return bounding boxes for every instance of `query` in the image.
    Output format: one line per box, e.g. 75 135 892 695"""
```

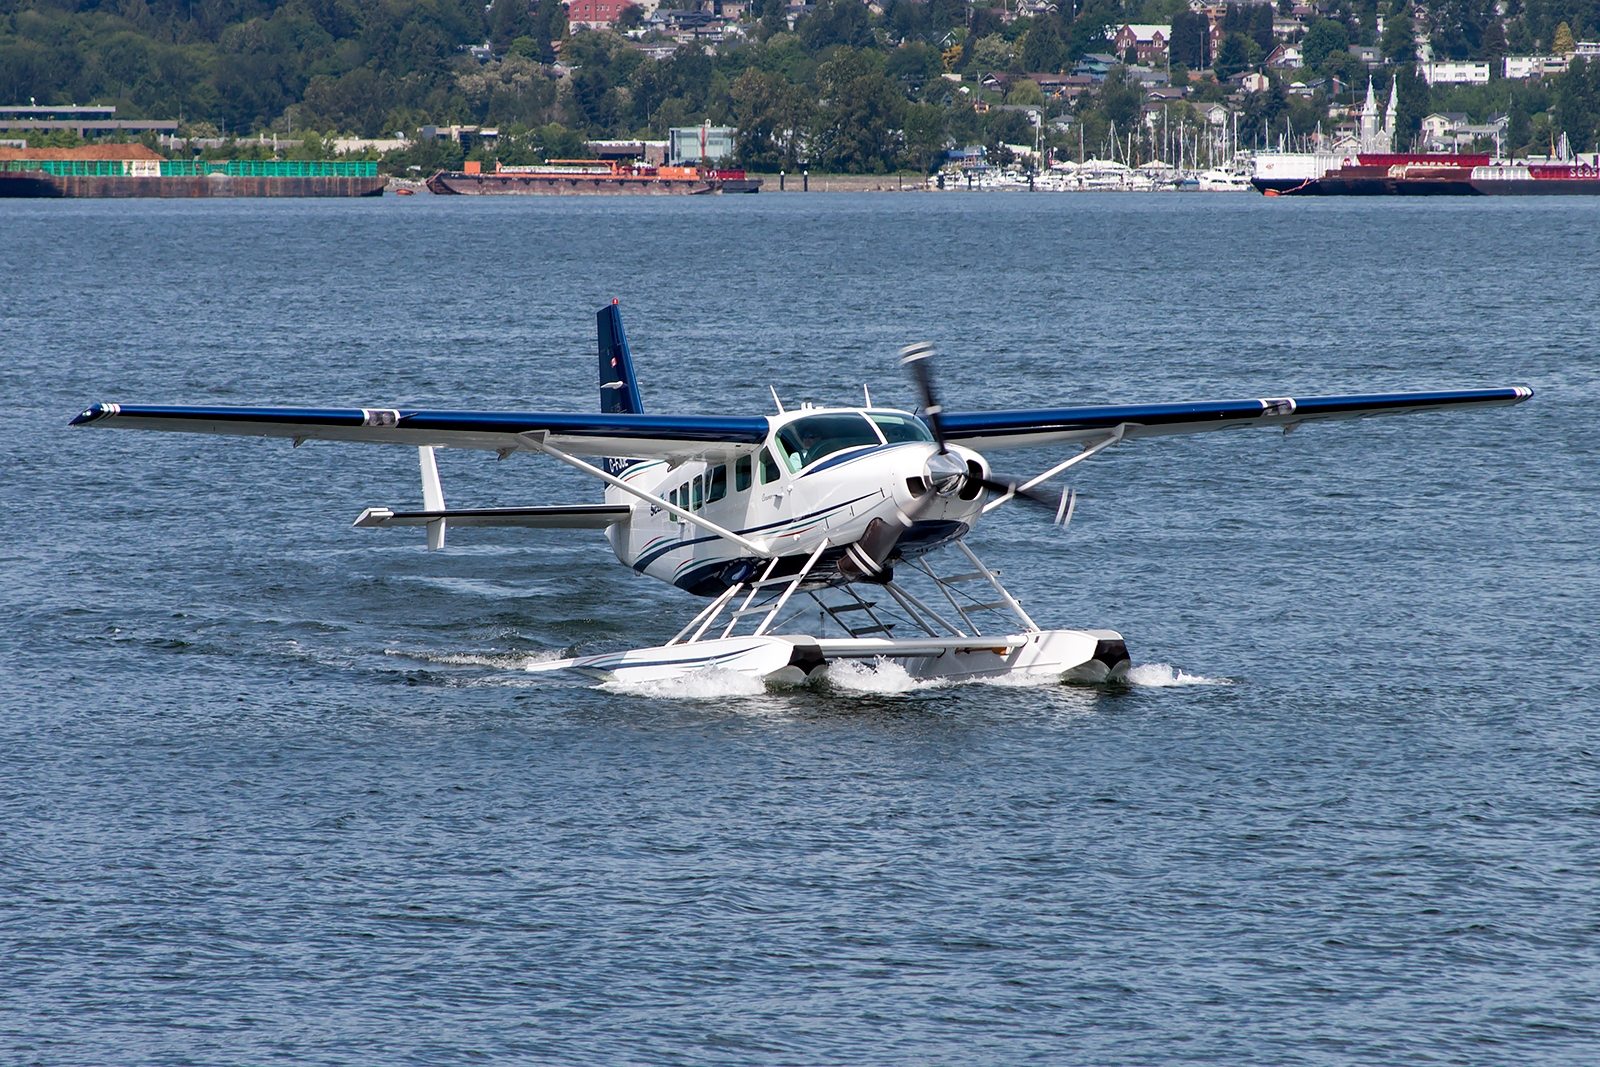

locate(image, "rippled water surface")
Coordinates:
4 192 1598 1065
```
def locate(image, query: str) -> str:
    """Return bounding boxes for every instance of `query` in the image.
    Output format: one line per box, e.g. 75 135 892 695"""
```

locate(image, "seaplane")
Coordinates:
71 303 1533 688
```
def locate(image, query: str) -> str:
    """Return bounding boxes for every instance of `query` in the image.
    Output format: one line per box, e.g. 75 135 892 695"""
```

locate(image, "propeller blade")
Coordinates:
896 342 1075 530
971 473 1076 527
898 342 945 452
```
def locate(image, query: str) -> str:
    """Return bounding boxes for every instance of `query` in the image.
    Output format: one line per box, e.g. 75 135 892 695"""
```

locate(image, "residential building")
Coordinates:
1419 112 1468 143
1420 60 1490 85
1112 24 1171 64
1074 53 1118 81
1266 43 1303 68
1420 112 1505 150
1504 55 1569 78
565 0 635 30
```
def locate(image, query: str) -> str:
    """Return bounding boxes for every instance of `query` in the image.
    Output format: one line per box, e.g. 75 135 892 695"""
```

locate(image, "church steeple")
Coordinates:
1383 80 1398 152
1361 79 1380 152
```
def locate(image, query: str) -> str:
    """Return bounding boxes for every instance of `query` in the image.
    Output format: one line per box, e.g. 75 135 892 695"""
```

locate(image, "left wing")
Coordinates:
940 387 1533 451
69 403 770 458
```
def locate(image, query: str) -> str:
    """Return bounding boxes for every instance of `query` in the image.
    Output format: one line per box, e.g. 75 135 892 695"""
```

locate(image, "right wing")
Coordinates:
939 387 1534 451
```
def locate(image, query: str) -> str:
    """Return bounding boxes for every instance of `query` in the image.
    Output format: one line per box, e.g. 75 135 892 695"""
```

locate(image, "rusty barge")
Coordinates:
426 159 761 195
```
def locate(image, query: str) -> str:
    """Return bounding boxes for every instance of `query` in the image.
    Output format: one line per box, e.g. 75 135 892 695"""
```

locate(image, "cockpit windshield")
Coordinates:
869 413 934 444
775 413 883 472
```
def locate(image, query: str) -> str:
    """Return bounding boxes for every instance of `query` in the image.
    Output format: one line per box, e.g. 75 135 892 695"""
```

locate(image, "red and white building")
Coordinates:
565 0 637 30
1112 24 1170 64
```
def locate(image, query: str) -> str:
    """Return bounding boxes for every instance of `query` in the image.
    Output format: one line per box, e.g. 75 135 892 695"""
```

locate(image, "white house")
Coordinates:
1420 112 1468 145
1421 61 1490 85
1266 43 1303 69
1504 55 1569 78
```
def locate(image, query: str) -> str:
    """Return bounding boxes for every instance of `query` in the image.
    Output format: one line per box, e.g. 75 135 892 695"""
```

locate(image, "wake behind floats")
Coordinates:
71 304 1532 687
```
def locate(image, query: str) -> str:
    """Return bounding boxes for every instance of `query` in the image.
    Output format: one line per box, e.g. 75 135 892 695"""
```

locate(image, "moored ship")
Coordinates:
1249 80 1600 196
426 159 761 195
0 145 384 197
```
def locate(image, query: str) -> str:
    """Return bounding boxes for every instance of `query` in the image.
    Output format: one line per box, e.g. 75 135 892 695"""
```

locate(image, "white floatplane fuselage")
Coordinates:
607 407 988 595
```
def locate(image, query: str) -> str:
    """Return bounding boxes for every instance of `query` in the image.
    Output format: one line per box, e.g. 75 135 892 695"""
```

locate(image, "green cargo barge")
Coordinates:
0 157 385 198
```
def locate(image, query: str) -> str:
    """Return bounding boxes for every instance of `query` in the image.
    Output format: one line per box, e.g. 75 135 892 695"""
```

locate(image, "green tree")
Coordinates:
902 101 949 171
490 0 533 51
1381 6 1415 62
1006 78 1044 104
728 68 812 168
1019 17 1065 73
1169 10 1209 69
1099 67 1142 128
1302 19 1350 71
811 48 906 172
1213 33 1257 80
1553 56 1599 150
534 0 569 61
1553 22 1577 54
970 34 1014 74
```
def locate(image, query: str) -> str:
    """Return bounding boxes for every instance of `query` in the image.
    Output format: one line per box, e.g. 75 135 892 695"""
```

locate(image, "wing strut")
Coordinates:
518 432 770 557
982 424 1127 515
420 446 447 550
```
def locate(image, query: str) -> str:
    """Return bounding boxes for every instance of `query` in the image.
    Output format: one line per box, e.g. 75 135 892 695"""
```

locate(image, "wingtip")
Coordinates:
1514 385 1535 401
70 402 119 426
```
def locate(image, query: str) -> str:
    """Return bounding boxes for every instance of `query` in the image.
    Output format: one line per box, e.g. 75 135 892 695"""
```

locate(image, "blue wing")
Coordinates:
940 387 1533 450
70 403 770 457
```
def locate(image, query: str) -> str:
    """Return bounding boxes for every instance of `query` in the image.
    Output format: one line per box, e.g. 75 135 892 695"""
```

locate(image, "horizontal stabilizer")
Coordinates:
354 504 631 530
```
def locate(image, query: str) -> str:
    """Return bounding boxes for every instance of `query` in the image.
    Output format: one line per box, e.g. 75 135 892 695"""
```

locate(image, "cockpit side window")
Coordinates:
869 413 935 444
775 413 883 472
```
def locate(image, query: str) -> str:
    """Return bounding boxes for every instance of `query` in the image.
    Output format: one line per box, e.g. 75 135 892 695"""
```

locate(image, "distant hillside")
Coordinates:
0 0 492 135
3 0 1599 167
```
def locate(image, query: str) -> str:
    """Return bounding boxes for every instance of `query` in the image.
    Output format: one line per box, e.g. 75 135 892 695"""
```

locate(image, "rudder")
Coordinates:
598 300 644 416
597 301 644 480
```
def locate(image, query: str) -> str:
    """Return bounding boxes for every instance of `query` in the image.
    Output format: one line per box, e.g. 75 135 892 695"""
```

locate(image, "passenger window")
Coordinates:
707 465 727 503
735 455 752 492
692 476 703 510
759 448 781 484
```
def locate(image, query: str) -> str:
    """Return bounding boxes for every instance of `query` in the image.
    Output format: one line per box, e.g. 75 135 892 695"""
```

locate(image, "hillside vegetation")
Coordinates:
4 0 1600 168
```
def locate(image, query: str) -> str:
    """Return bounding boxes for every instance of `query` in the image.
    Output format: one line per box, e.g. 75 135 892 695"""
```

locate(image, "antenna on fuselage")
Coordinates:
769 385 785 413
862 384 872 407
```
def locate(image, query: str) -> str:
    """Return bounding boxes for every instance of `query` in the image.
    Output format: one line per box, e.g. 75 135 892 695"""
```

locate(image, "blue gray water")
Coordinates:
3 191 1598 1064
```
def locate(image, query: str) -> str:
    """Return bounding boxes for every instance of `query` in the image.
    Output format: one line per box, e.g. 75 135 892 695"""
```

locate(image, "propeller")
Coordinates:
897 342 1076 519
840 343 1078 582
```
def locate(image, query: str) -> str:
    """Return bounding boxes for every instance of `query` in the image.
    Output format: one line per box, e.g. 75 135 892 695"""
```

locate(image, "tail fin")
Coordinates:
598 301 644 480
598 300 644 416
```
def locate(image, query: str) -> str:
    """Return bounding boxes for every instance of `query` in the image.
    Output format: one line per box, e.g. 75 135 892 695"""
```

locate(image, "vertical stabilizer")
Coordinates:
598 301 644 416
597 301 644 479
